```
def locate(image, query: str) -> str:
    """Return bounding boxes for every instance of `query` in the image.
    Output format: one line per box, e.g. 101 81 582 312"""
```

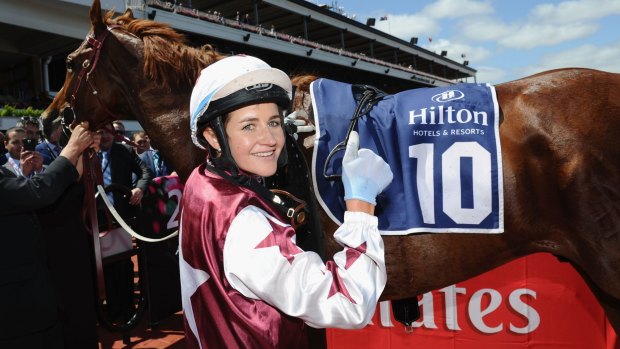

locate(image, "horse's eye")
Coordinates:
66 58 74 73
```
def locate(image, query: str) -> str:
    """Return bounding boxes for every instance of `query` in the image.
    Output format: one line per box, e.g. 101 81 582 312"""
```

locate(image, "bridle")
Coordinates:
63 27 122 302
61 24 176 312
61 25 125 138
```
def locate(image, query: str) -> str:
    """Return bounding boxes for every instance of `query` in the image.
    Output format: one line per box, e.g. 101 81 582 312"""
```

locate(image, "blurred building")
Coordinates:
0 0 476 109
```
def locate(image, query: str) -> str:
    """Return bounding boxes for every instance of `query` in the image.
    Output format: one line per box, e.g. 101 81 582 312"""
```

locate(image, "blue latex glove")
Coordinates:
342 131 393 205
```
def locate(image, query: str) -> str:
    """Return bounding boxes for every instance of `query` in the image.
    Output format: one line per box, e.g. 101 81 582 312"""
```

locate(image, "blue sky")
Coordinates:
315 0 620 84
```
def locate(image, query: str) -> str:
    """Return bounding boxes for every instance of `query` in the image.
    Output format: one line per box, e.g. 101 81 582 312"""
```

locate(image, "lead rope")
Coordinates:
95 184 179 242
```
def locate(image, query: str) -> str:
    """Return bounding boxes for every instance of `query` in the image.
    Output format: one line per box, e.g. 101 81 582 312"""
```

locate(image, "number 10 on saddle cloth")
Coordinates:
310 78 503 235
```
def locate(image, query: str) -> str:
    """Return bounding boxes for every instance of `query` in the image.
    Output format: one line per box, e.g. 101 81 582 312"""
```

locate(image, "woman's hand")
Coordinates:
342 131 393 212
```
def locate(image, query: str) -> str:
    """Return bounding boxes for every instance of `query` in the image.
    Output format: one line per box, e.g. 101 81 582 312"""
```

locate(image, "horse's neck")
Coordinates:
133 90 202 182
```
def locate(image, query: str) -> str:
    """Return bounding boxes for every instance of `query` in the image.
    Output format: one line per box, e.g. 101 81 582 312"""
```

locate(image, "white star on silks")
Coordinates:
179 246 210 348
254 219 303 264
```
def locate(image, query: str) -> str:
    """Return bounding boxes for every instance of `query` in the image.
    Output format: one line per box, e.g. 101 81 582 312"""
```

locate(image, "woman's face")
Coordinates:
203 102 284 177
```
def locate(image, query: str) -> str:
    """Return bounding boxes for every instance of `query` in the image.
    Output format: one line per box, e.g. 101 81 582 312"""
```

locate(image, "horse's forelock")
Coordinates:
291 74 319 117
291 74 319 92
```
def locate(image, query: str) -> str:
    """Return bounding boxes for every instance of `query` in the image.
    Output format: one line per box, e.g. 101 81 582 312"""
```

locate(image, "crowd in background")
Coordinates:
0 117 172 349
1 118 170 178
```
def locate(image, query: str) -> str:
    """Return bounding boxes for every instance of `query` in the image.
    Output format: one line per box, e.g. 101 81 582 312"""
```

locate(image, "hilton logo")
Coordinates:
432 90 465 103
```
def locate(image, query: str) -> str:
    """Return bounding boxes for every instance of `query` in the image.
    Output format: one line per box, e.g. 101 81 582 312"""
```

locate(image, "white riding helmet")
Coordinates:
189 55 292 149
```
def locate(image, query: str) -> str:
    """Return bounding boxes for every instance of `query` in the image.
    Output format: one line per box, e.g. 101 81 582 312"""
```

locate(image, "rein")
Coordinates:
83 151 149 330
82 149 107 301
322 84 386 181
316 83 421 328
68 25 178 303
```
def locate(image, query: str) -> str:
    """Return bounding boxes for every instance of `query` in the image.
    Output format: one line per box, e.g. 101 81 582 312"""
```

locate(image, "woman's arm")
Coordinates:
223 206 386 329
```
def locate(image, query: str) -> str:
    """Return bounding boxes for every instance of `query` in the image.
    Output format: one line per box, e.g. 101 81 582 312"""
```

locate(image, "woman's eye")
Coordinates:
269 120 281 127
242 124 255 131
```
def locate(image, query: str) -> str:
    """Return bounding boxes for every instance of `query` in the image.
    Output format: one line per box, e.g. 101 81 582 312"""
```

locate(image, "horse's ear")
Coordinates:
89 0 106 32
123 8 135 20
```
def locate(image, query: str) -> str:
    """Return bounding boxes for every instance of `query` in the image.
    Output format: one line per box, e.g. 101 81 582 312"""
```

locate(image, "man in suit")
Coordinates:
36 118 63 165
0 124 93 349
133 131 169 177
97 124 153 320
112 120 126 138
98 124 153 217
15 116 41 143
132 131 150 155
3 127 44 177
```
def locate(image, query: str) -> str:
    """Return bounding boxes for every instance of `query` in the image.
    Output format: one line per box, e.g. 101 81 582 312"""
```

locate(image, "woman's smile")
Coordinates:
204 102 284 177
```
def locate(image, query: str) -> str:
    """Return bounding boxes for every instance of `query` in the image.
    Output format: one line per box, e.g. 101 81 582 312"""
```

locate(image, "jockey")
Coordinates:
180 54 393 348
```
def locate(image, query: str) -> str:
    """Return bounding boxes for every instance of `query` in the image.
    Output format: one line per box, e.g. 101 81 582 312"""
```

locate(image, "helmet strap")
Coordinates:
204 160 308 229
209 115 240 177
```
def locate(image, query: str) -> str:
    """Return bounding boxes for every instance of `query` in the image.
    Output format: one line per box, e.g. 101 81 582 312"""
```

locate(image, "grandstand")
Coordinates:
0 0 476 111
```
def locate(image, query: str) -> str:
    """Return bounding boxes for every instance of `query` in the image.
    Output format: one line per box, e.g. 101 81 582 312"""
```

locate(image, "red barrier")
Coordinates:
327 253 618 349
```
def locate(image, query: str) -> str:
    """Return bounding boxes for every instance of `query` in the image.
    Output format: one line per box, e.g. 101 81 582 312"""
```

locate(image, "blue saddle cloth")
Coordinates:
310 78 504 234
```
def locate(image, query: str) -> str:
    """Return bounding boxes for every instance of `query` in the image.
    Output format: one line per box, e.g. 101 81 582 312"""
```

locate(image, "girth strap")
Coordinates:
392 297 421 329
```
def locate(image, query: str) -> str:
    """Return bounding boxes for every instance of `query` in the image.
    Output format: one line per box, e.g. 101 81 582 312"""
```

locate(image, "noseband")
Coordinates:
63 25 124 136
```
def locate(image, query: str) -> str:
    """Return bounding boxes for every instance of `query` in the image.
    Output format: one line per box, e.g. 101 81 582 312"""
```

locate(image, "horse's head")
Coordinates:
40 0 222 179
41 0 144 137
41 0 221 140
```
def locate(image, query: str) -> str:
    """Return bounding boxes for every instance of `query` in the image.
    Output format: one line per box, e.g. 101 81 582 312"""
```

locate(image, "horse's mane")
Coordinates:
104 10 224 88
102 10 321 100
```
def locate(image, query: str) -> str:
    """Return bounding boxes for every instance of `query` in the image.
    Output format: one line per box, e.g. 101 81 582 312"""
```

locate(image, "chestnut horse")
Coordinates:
42 0 620 334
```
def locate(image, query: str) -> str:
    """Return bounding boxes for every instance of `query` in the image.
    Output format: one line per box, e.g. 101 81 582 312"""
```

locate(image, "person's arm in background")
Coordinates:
128 149 153 205
19 150 44 177
0 123 93 214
